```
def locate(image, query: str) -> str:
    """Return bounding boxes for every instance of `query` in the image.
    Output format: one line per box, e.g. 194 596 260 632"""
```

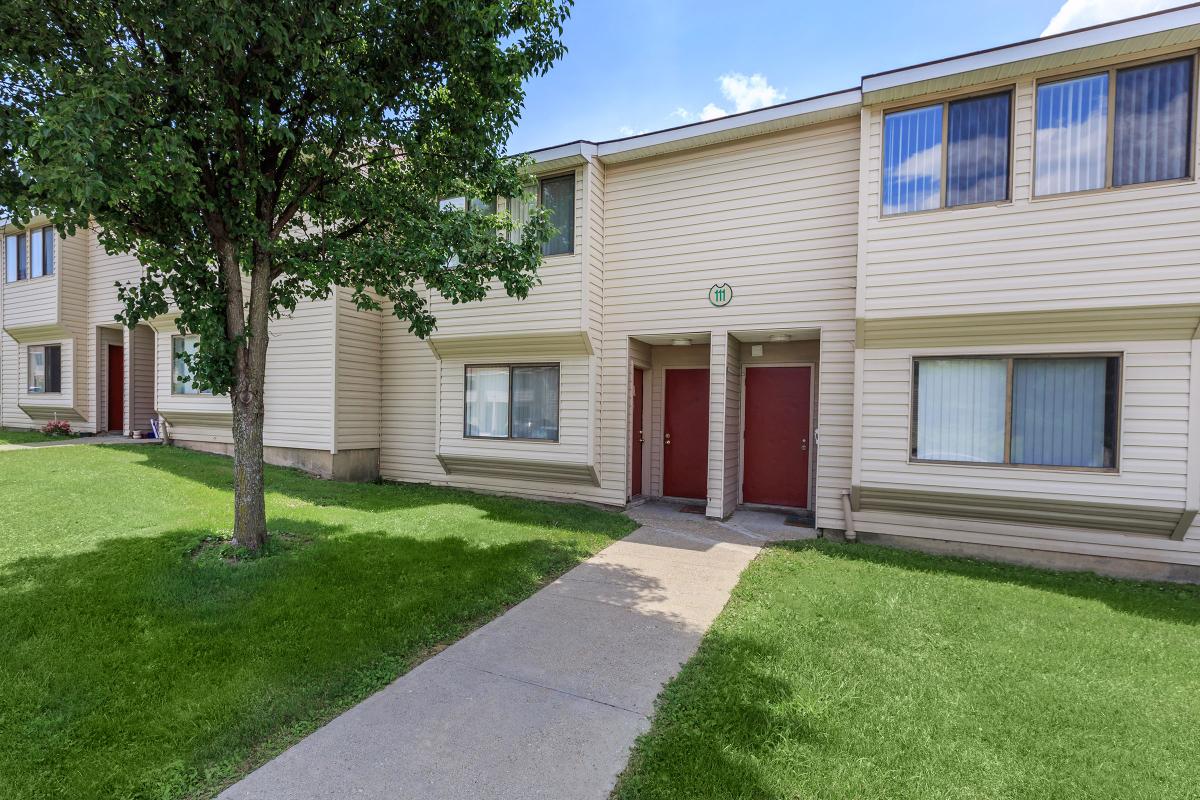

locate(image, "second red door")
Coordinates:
663 368 709 500
631 368 645 497
742 366 811 508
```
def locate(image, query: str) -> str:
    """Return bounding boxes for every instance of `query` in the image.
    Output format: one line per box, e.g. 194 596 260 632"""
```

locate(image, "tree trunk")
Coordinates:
204 212 273 550
230 359 268 549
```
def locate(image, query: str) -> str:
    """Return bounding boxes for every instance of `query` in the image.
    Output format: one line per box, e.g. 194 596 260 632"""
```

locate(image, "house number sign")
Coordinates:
708 283 733 307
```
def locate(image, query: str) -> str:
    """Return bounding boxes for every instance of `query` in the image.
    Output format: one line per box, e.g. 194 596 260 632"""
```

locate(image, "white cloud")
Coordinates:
617 125 648 137
675 73 786 124
717 73 786 112
888 143 941 182
1042 0 1185 36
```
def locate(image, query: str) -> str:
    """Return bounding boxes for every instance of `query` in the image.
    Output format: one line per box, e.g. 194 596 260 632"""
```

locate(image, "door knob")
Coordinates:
801 437 808 452
638 430 644 444
665 432 672 446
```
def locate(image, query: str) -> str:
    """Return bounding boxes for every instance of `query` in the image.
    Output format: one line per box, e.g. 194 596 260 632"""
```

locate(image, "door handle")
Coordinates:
665 432 672 446
801 437 808 452
638 430 644 444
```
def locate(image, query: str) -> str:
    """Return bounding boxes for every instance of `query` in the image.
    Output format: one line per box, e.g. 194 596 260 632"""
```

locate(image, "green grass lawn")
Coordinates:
615 540 1200 800
0 426 72 445
0 444 635 800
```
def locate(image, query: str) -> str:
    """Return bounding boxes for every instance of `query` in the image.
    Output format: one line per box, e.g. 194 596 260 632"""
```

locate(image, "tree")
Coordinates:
0 0 567 548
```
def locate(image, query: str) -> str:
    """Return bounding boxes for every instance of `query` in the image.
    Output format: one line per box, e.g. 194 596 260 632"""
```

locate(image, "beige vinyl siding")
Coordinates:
856 339 1200 561
602 119 860 526
128 324 155 432
84 230 142 431
379 317 441 482
333 287 382 452
86 230 138 327
862 65 1200 320
379 320 608 502
721 334 742 516
156 299 336 450
427 168 586 337
584 160 606 482
3 276 58 330
59 232 89 426
96 328 122 431
0 227 91 429
0 334 15 427
627 338 652 499
436 355 590 464
705 334 730 516
584 158 605 348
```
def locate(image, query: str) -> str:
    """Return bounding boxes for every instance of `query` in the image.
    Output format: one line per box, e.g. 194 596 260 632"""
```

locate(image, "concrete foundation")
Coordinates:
823 528 1200 585
172 439 380 482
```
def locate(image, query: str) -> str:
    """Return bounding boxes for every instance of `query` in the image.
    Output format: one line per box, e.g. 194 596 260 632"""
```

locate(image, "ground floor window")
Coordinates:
28 344 61 393
172 335 210 395
911 354 1120 469
465 364 559 441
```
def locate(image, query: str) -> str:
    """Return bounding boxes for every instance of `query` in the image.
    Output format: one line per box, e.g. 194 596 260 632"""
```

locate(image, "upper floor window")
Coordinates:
539 174 574 255
172 335 211 395
882 91 1011 215
911 354 1119 469
439 196 497 268
5 227 55 283
28 344 61 394
1035 56 1194 196
464 363 560 441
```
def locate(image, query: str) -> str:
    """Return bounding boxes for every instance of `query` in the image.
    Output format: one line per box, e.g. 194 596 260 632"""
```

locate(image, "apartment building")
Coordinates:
3 5 1199 580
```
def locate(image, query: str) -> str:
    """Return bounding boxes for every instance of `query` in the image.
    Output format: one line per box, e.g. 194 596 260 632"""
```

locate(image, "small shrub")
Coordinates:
41 419 72 436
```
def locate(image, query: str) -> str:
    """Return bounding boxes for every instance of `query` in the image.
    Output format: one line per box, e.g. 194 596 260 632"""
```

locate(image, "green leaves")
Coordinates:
0 0 571 393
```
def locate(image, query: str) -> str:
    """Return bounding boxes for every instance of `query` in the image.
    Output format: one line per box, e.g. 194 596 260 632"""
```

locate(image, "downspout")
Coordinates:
841 489 857 542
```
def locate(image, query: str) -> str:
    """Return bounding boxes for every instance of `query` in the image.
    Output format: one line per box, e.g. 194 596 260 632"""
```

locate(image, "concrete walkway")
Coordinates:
0 433 159 452
219 502 814 800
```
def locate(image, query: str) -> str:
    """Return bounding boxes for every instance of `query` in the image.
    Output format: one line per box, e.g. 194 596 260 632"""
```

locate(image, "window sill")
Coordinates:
878 199 1013 222
5 274 57 286
437 453 597 485
463 435 560 444
1029 175 1196 203
907 457 1120 476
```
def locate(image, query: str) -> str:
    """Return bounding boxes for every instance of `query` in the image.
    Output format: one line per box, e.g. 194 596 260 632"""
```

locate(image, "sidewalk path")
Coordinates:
0 434 159 452
219 502 814 800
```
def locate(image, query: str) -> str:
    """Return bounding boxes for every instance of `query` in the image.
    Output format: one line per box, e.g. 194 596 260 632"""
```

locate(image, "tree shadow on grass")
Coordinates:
782 538 1200 626
116 444 631 537
0 518 607 800
614 631 808 800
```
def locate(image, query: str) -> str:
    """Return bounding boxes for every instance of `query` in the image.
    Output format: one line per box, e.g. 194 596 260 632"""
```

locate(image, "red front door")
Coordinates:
631 368 645 497
743 366 811 508
663 368 709 500
107 344 124 433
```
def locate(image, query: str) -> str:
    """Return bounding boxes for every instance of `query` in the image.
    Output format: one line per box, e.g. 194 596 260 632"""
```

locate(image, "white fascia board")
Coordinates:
593 88 861 160
863 4 1200 94
524 88 861 167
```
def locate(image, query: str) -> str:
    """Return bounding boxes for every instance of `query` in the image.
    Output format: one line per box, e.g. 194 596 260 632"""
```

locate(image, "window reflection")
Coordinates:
883 105 943 215
1035 74 1109 195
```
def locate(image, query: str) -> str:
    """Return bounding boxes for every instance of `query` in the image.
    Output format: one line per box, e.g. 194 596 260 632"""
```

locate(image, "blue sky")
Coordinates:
507 0 1188 153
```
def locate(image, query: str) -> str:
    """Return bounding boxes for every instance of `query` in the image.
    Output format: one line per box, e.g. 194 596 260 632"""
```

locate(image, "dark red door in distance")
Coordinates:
663 368 709 500
743 366 811 508
107 344 124 433
631 368 644 497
